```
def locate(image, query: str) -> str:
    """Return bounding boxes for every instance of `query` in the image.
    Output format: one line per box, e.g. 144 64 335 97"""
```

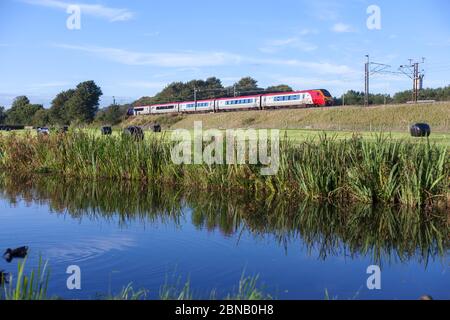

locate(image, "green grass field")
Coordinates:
280 129 450 146
1 127 449 146
1 102 449 145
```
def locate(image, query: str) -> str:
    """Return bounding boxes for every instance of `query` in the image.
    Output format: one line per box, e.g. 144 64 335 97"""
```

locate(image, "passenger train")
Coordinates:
130 89 333 116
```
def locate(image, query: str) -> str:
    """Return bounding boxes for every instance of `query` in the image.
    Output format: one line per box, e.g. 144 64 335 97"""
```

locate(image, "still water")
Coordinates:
0 176 448 299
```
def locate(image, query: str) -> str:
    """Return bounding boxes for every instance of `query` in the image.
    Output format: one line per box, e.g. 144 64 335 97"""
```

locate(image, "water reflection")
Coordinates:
0 175 448 267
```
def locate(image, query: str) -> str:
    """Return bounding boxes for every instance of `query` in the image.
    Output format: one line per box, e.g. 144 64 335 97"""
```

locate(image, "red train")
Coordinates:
131 89 333 115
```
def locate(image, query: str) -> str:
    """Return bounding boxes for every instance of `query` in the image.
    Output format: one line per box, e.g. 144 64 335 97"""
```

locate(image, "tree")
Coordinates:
5 96 43 125
203 77 225 98
133 96 154 106
49 89 75 125
95 103 128 125
234 77 259 93
65 81 103 123
341 90 365 105
0 106 6 124
265 84 293 93
152 81 185 104
11 96 30 109
31 109 50 127
149 78 227 104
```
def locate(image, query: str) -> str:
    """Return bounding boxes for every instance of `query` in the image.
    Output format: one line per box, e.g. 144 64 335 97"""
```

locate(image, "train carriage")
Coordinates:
262 91 314 108
179 99 214 113
215 96 261 111
151 103 179 114
133 106 151 115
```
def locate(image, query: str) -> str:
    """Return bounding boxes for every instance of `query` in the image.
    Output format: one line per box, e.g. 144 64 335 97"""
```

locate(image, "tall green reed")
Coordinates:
0 131 448 206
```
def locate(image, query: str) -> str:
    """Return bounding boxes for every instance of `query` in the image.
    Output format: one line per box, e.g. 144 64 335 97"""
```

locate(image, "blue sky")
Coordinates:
0 0 449 107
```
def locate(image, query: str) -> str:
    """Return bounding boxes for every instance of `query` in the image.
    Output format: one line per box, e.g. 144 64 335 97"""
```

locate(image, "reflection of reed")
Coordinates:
0 175 448 265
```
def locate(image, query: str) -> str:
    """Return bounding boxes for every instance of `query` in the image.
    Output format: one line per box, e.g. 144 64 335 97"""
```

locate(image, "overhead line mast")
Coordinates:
364 54 391 107
364 55 426 105
399 58 425 103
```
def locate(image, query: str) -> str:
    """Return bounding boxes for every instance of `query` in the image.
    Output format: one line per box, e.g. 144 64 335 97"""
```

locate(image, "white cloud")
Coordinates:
307 1 343 21
259 37 318 53
54 44 244 67
21 0 134 22
299 28 319 36
143 31 161 37
54 44 243 67
249 58 357 76
331 23 355 33
54 43 357 78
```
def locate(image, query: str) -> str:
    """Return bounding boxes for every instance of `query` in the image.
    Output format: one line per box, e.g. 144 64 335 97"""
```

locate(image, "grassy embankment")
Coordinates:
123 102 450 132
2 103 449 145
121 102 450 146
0 131 448 207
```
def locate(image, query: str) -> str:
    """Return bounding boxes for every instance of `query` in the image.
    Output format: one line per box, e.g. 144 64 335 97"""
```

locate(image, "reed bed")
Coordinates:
0 130 448 207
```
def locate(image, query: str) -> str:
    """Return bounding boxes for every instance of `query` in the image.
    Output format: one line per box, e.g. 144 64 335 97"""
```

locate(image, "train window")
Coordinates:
321 90 332 97
156 105 174 110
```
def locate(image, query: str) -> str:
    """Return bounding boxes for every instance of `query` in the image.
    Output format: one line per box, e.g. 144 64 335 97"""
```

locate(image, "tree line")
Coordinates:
335 85 450 105
0 80 103 127
1 77 449 126
133 76 292 106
